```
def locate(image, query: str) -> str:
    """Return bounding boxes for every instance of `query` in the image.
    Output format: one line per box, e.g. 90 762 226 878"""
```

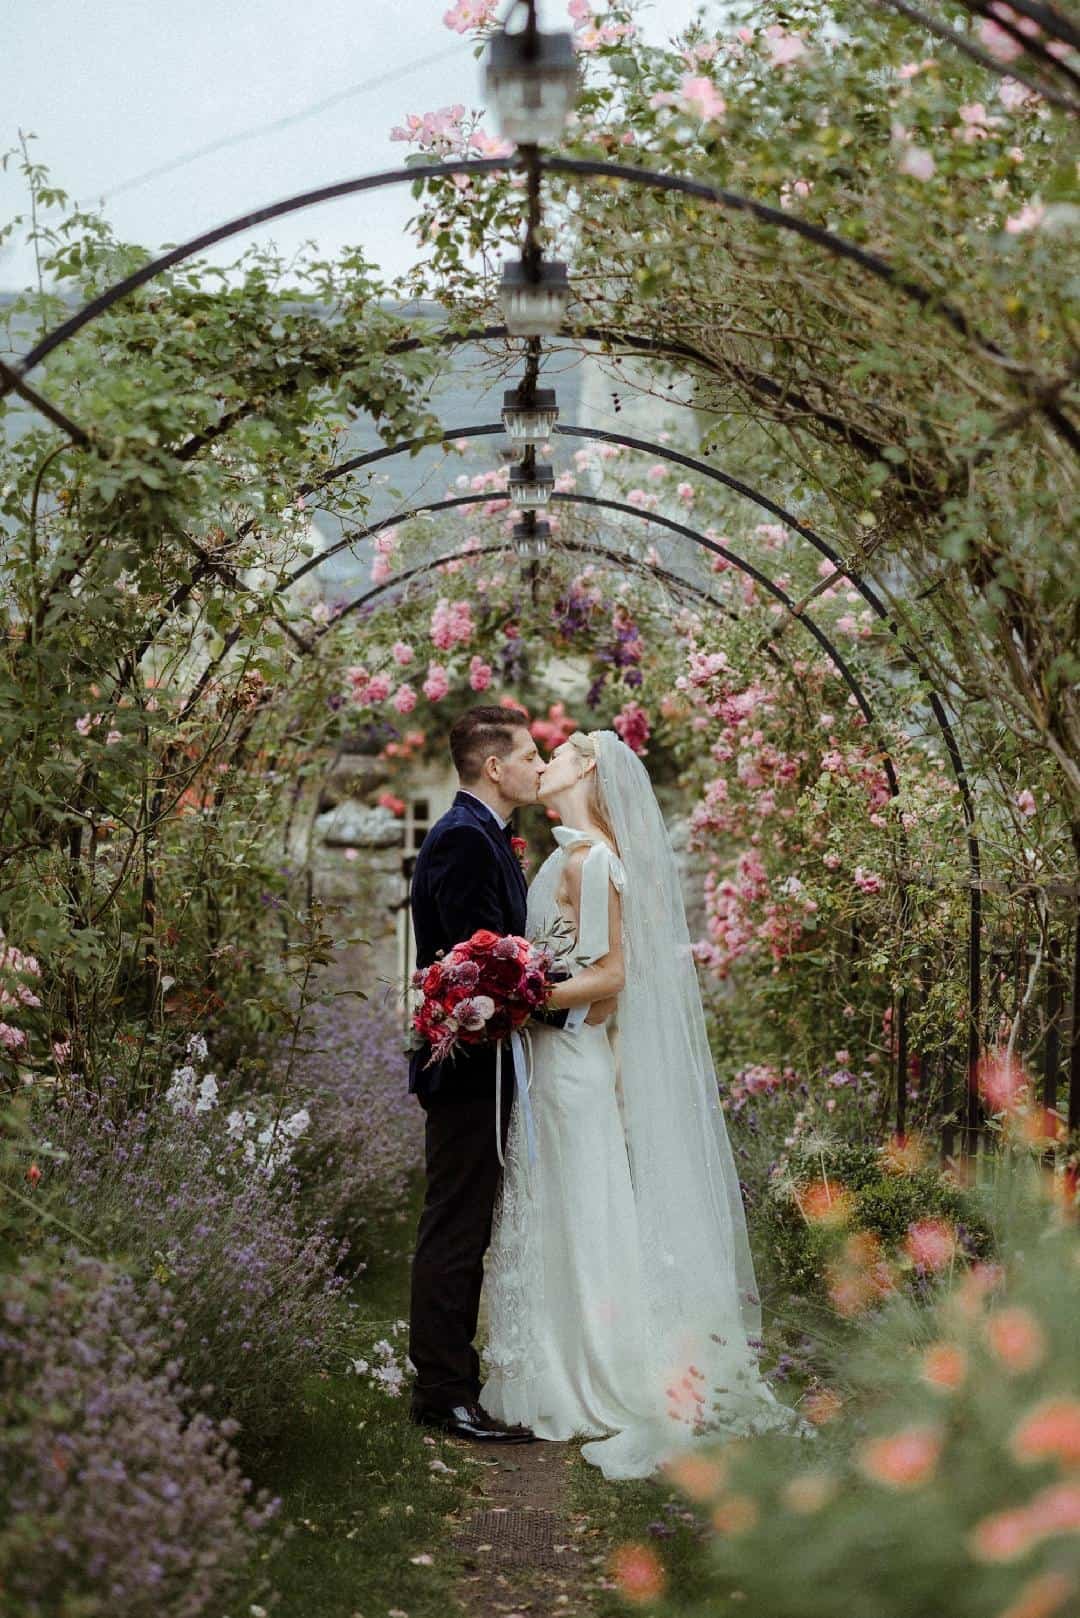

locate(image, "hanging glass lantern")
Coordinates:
485 27 579 148
513 518 551 561
499 259 569 337
502 386 559 445
508 461 555 508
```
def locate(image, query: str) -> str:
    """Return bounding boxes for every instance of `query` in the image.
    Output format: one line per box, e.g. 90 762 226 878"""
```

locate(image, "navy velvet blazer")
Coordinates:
408 791 530 1105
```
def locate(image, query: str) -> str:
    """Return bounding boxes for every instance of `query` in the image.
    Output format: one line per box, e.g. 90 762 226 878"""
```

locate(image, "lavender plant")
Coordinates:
286 991 423 1261
35 1069 349 1445
0 1248 279 1618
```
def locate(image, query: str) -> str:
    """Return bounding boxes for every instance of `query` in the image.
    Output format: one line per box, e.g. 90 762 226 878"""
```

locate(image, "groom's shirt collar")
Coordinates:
457 789 509 831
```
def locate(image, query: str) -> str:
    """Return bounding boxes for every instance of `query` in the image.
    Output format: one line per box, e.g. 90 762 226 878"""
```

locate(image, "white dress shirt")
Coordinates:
458 788 508 829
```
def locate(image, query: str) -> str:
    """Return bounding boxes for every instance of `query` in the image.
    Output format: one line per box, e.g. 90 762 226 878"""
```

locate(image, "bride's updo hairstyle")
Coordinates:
566 731 620 855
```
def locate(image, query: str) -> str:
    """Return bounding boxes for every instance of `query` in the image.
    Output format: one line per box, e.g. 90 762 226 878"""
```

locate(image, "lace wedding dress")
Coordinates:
480 749 813 1481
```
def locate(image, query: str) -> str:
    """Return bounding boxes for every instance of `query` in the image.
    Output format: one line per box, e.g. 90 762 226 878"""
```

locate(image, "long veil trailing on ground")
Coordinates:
580 730 811 1472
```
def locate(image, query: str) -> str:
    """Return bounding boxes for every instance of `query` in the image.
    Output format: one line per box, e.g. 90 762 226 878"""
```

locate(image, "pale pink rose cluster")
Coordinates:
570 0 635 54
1 931 42 1012
649 71 725 121
452 466 510 516
723 1060 799 1110
626 487 657 511
699 843 818 974
1005 202 1046 234
764 24 808 68
998 76 1041 114
575 20 635 53
390 99 513 161
429 596 476 651
422 661 450 702
371 527 399 586
779 177 813 208
442 0 497 34
469 654 493 692
0 1022 26 1052
897 145 935 182
954 102 1006 143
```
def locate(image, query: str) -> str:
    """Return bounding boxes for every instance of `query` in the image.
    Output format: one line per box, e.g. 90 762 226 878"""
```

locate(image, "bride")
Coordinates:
479 728 811 1480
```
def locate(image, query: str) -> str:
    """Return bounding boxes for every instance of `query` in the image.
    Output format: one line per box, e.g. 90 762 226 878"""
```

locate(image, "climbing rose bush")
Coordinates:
0 1250 279 1618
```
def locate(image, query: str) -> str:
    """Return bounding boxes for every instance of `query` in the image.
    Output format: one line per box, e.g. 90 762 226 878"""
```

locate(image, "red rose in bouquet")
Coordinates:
410 928 556 1067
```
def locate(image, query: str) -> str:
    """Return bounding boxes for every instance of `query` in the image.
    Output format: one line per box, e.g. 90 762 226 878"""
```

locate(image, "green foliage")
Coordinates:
661 1156 1080 1618
760 1135 995 1305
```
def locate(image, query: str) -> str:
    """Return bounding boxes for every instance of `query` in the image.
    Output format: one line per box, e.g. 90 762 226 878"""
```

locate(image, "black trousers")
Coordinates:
408 1074 513 1411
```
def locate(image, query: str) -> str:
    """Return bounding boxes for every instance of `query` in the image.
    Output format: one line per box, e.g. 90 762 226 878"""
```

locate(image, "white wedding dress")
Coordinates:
479 757 812 1480
480 827 671 1475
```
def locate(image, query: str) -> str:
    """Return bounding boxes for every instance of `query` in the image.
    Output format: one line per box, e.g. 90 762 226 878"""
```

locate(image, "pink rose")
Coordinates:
423 662 450 702
393 683 418 714
898 145 935 181
468 655 493 692
678 74 726 122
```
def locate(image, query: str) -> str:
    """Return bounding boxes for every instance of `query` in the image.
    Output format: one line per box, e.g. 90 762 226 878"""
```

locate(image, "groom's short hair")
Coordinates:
450 705 530 783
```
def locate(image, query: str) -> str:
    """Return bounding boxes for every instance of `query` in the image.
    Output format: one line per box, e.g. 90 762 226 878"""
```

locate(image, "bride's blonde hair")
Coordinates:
566 732 620 854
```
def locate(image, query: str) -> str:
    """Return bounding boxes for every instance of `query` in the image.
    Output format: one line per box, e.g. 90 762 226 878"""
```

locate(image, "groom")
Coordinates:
407 705 581 1443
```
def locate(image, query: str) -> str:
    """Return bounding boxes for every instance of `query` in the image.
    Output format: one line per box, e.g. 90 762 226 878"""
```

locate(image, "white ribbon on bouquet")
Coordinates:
494 1027 537 1169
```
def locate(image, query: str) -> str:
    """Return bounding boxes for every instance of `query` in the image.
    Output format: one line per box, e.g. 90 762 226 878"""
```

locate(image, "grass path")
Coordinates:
245 1167 705 1618
247 1168 732 1617
250 1180 474 1618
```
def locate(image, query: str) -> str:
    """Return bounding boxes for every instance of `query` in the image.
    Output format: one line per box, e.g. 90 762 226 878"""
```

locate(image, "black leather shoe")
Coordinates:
409 1401 536 1443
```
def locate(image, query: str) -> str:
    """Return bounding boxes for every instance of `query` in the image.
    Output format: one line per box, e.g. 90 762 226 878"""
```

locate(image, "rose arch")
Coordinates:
1 0 1076 1156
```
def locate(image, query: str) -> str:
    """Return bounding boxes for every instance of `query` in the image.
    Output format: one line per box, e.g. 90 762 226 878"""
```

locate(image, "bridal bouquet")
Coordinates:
409 929 558 1067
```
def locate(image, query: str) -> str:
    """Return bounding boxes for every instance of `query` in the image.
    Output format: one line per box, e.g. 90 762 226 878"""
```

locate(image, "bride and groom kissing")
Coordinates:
407 705 808 1481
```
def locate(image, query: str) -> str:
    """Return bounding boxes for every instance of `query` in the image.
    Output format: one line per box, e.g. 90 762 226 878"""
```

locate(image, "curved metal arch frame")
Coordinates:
287 417 981 875
284 488 898 785
3 153 1068 458
269 490 930 1135
285 485 990 1142
0 147 991 1138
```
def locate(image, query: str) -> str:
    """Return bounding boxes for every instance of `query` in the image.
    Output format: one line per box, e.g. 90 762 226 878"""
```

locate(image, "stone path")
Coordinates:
446 1436 610 1617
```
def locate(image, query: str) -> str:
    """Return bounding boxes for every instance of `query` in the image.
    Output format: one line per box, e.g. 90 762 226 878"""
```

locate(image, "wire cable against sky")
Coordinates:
81 41 473 206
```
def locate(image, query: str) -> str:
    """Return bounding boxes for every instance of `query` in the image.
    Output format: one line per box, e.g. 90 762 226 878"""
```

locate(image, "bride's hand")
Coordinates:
585 996 618 1026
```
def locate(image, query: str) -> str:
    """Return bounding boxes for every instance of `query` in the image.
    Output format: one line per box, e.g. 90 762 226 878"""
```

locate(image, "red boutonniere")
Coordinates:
510 835 531 874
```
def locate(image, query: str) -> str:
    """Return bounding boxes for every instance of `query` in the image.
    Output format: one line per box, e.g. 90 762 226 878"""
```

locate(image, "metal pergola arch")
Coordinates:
283 416 985 1140
8 74 1055 1142
40 429 980 1140
2 151 1075 454
255 487 935 1138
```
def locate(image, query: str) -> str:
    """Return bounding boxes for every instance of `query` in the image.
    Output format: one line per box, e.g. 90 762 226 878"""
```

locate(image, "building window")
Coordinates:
406 795 431 852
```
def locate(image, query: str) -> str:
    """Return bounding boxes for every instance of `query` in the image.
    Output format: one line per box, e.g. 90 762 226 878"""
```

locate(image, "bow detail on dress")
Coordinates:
551 826 627 965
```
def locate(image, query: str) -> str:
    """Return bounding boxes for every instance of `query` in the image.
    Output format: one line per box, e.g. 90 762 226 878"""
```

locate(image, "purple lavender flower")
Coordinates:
0 1250 279 1614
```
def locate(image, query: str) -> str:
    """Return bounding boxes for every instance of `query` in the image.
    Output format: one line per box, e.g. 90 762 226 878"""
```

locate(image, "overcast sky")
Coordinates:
1 0 707 294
